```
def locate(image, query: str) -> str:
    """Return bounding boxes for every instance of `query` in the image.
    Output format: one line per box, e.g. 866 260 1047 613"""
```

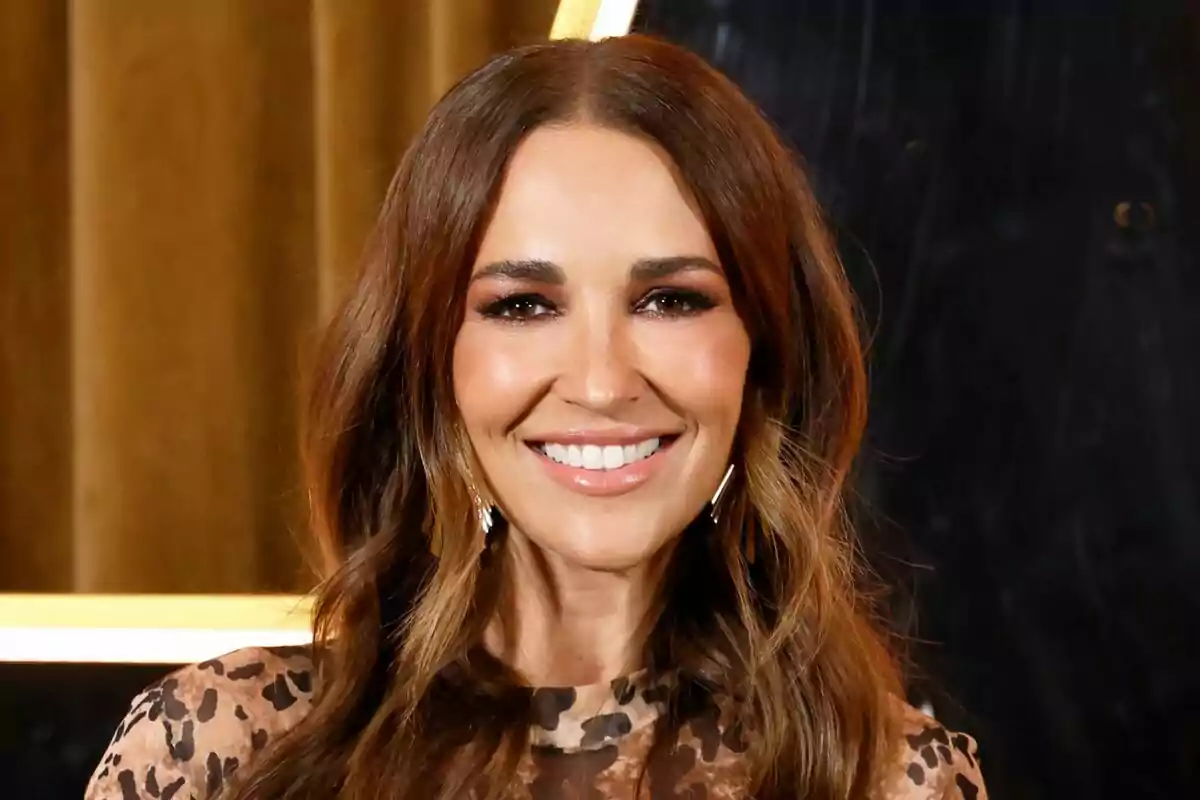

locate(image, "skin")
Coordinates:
452 124 751 687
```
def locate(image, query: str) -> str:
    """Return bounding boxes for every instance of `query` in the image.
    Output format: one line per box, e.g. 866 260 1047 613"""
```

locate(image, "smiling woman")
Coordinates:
455 125 750 583
85 34 987 800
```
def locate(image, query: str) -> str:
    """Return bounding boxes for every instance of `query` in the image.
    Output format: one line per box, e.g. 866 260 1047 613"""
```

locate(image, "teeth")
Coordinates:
540 437 662 471
602 445 624 469
583 446 603 469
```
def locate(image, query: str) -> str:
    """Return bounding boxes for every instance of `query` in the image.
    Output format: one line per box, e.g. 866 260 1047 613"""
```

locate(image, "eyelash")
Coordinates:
477 288 717 322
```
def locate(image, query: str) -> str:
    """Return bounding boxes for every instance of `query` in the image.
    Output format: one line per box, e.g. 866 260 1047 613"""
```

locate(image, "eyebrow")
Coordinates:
469 255 722 285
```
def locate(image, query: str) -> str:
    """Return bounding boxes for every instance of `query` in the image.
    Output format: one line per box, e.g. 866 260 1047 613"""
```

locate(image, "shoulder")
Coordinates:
875 702 988 800
85 645 317 800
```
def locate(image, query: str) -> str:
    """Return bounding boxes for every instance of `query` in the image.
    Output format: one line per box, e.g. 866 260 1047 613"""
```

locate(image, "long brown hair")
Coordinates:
229 34 902 800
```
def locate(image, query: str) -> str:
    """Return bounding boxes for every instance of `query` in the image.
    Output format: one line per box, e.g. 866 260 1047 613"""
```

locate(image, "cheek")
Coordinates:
452 323 551 435
638 316 750 426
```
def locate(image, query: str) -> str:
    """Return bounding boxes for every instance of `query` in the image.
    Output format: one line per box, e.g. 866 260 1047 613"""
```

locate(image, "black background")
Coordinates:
0 662 170 797
636 0 1199 796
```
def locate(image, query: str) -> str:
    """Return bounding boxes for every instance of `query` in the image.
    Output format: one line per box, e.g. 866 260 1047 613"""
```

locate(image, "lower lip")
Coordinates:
528 441 673 497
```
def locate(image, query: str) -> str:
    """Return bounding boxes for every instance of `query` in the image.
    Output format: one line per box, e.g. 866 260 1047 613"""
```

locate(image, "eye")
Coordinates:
477 293 557 322
636 288 716 318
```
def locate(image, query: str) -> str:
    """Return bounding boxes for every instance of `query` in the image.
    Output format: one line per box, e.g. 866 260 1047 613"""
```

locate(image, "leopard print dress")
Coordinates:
85 646 987 799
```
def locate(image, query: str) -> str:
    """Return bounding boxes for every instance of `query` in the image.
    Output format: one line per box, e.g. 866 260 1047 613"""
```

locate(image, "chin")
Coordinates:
540 530 670 574
563 549 656 573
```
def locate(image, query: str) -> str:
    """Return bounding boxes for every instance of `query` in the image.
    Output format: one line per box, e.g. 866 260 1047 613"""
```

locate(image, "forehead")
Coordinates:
474 124 717 270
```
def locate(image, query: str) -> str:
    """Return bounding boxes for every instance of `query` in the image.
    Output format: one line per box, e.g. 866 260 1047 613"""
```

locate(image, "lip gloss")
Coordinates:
526 440 674 497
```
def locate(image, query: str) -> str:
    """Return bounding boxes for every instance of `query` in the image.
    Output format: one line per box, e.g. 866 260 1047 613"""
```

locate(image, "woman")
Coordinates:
87 35 987 799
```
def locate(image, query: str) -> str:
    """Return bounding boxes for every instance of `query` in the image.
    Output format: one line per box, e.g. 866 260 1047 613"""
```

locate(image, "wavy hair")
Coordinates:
228 34 902 800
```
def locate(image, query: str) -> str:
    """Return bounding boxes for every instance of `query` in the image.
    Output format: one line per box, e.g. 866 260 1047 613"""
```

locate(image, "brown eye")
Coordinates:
637 289 716 317
478 293 557 321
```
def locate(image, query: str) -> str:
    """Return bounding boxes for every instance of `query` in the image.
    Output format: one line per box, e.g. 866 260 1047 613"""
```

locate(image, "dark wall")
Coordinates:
0 663 173 798
635 1 1199 797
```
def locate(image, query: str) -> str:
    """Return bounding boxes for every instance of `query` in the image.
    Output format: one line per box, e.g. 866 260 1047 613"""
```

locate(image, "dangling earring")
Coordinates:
474 492 499 563
709 464 735 523
477 499 494 536
709 464 756 563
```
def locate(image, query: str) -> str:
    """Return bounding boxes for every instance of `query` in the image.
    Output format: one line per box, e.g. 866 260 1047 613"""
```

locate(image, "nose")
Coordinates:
556 308 644 413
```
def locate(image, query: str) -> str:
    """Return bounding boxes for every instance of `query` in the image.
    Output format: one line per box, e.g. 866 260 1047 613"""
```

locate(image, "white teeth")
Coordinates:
582 445 604 469
544 443 569 464
539 437 662 471
602 445 623 469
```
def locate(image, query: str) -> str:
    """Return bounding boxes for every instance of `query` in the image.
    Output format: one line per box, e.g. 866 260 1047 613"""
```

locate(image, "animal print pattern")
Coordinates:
527 670 673 750
85 646 987 799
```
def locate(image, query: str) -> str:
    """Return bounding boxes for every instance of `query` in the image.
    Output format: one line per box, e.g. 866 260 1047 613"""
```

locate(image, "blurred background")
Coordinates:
2 0 1197 796
1 0 560 595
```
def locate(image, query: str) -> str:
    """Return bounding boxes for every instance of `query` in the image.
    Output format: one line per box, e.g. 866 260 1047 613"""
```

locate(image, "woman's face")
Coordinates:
453 124 751 571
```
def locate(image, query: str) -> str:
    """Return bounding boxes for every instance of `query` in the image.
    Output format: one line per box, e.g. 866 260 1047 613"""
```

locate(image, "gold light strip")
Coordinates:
0 594 312 664
551 0 639 40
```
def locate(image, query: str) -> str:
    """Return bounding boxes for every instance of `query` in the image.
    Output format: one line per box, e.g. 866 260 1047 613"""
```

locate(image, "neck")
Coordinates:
486 530 670 687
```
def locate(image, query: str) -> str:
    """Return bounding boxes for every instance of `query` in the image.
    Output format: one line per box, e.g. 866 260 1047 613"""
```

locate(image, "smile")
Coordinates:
525 435 679 496
535 438 662 471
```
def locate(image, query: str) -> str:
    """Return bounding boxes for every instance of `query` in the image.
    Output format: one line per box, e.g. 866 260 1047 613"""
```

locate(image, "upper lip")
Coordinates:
523 429 682 446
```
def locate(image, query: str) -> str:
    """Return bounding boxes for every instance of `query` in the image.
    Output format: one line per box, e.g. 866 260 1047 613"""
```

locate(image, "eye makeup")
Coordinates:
476 292 559 322
634 287 717 317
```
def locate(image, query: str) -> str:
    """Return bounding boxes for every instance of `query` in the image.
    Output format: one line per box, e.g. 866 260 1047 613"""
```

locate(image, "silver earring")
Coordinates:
477 501 494 535
473 492 499 562
709 464 735 522
471 487 493 533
